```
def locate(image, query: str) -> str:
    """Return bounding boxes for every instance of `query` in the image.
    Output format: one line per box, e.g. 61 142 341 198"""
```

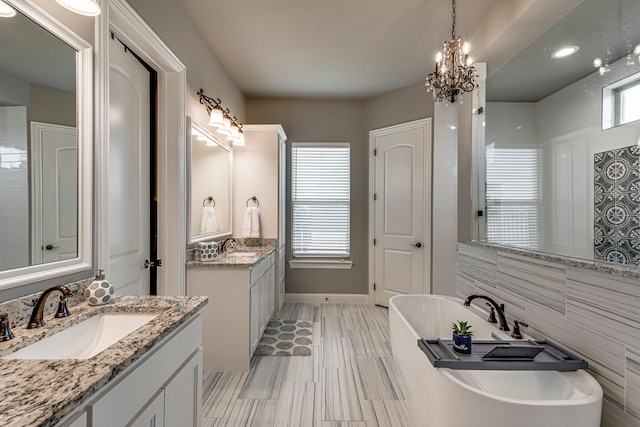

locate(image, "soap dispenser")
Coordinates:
84 269 115 306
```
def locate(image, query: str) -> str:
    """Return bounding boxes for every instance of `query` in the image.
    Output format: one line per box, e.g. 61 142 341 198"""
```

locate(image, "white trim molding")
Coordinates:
288 259 353 269
0 0 93 291
100 0 187 296
285 293 370 304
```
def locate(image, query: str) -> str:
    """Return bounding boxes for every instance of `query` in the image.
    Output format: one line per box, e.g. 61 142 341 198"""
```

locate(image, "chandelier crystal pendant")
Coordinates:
425 0 478 103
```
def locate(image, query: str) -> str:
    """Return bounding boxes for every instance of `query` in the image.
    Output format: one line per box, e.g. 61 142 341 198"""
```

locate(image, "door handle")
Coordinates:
411 242 423 248
144 259 163 269
45 244 60 250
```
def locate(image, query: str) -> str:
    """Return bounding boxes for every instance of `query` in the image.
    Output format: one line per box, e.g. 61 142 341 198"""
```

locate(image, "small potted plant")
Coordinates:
452 320 473 355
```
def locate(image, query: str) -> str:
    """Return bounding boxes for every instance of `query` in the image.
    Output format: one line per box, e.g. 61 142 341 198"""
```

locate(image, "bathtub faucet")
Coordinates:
463 295 510 332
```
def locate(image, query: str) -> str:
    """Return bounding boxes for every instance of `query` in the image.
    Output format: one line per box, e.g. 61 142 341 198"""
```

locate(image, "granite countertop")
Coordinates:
186 244 276 268
0 295 208 427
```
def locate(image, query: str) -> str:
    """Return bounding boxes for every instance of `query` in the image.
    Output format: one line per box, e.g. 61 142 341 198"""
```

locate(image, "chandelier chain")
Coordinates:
451 0 456 39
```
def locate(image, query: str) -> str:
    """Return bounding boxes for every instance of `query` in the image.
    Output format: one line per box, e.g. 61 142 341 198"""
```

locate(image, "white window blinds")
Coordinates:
291 143 350 257
485 146 541 248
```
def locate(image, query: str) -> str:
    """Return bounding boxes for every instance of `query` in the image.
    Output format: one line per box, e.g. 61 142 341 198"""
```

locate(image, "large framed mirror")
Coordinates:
186 117 233 244
0 0 93 290
478 0 640 267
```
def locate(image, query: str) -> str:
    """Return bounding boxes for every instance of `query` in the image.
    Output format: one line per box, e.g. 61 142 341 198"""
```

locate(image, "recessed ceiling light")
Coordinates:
551 46 580 59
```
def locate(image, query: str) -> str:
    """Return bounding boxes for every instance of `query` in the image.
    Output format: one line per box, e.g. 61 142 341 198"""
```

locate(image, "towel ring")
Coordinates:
203 196 216 208
246 196 259 207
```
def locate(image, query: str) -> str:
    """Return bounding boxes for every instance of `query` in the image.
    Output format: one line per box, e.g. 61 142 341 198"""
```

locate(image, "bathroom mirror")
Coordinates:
0 0 93 290
479 0 640 266
186 117 233 244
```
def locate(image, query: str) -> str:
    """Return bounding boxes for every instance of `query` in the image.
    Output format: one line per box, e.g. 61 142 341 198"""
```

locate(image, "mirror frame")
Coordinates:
186 116 233 244
0 0 93 290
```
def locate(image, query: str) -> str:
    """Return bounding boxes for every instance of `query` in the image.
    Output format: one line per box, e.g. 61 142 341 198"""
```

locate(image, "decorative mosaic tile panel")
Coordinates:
594 145 640 265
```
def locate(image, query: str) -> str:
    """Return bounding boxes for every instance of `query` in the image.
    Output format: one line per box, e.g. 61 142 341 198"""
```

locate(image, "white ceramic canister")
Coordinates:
199 241 219 262
84 269 115 305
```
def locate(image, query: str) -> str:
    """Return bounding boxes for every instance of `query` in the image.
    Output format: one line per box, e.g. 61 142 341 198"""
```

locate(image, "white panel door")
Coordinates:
372 119 431 306
108 36 151 295
31 122 77 264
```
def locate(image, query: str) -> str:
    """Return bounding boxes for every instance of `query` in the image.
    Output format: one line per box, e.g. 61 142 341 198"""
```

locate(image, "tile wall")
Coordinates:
457 242 640 426
594 144 640 266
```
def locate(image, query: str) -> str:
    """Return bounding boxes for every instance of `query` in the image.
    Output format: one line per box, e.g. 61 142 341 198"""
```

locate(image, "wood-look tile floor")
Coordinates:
202 303 418 427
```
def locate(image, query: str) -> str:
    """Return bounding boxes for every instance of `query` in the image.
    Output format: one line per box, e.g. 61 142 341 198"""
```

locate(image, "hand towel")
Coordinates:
200 206 219 234
242 206 261 238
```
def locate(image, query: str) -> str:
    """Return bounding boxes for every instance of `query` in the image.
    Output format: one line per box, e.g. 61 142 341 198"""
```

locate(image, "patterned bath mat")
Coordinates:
254 320 313 356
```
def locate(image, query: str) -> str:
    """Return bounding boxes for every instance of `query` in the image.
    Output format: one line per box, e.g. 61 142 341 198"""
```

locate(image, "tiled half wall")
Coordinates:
457 242 640 426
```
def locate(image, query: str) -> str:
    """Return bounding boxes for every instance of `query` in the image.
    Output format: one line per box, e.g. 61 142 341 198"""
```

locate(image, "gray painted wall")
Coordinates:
28 83 75 127
247 83 435 295
127 0 245 125
247 99 367 295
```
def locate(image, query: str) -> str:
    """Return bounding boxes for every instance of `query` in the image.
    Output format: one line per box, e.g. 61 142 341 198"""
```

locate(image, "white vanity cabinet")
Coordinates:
188 251 276 371
56 314 203 427
237 125 287 315
252 253 276 354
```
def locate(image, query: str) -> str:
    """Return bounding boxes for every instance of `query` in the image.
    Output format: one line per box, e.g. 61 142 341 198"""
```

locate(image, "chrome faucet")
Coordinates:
463 294 510 331
27 285 71 329
221 238 237 252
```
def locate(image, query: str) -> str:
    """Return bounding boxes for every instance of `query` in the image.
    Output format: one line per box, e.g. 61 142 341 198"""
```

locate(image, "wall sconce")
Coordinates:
55 0 101 16
198 89 245 146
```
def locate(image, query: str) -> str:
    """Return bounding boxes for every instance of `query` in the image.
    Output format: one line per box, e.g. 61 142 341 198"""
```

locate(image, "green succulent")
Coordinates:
452 320 474 337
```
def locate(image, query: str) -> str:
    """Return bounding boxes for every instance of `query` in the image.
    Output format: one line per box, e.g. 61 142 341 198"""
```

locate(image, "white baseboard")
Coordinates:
285 293 370 304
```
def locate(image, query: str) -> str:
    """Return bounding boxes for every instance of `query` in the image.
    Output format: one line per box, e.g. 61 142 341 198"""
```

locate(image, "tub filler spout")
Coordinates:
464 294 509 331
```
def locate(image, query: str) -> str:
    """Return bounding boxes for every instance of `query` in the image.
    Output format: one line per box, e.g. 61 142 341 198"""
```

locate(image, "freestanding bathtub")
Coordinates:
389 294 603 427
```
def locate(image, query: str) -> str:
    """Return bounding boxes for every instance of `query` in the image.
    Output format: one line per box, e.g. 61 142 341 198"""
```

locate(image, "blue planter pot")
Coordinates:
452 332 472 354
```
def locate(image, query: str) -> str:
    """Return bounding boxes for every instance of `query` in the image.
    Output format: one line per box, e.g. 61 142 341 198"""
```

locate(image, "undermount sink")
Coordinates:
225 251 257 257
3 313 158 360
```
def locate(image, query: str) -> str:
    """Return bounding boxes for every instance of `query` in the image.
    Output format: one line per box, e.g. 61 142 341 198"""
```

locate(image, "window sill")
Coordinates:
288 259 353 269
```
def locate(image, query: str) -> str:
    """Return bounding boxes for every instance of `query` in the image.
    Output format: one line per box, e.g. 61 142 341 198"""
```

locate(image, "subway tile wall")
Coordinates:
457 242 640 426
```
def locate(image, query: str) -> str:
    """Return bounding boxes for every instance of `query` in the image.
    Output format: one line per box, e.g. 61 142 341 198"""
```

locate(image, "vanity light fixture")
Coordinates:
0 1 16 18
551 45 579 59
55 0 101 16
197 88 245 144
425 0 478 103
230 124 246 146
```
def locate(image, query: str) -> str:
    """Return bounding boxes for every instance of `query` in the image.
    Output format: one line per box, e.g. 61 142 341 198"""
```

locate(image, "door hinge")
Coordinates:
374 283 377 290
373 193 377 201
374 148 377 156
374 238 377 245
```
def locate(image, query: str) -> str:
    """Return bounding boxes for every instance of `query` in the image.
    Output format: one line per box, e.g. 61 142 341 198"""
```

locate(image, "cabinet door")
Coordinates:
277 249 286 314
128 390 164 427
268 264 276 320
259 273 270 330
164 348 202 427
59 411 87 427
250 282 260 354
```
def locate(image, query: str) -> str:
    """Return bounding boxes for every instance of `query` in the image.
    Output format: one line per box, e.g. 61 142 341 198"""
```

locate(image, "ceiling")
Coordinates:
178 0 560 100
487 0 640 102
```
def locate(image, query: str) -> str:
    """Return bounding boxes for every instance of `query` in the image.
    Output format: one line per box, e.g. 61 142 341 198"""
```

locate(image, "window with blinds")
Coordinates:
291 143 350 257
485 146 541 248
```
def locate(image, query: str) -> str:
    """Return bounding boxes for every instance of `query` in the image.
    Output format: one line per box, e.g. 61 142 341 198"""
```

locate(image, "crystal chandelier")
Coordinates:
425 0 478 103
